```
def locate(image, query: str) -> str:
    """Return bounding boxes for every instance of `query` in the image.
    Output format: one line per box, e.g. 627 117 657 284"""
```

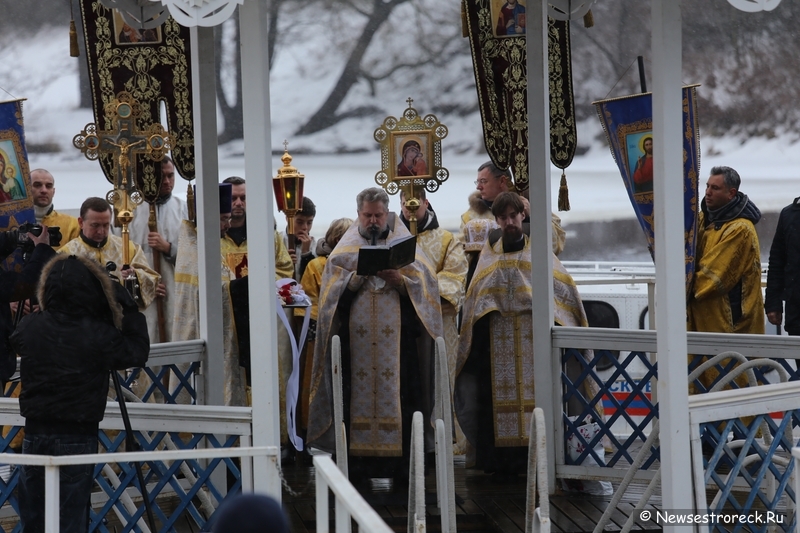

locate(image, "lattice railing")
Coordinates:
563 348 660 471
0 338 261 533
690 382 800 533
554 327 800 487
0 399 253 533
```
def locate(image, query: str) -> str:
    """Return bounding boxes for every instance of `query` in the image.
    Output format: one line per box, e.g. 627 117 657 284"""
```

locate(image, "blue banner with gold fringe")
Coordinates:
593 86 700 293
0 99 36 271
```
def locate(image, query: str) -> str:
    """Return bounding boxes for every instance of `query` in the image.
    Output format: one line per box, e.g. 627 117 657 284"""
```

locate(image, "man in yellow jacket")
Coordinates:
30 169 79 247
688 166 764 391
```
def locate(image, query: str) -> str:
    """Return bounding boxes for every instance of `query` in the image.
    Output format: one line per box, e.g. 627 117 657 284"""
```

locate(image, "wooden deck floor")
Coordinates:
280 456 662 533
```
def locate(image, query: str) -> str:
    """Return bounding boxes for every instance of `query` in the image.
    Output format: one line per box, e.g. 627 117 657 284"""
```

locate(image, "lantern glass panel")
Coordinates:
272 179 286 211
284 177 297 211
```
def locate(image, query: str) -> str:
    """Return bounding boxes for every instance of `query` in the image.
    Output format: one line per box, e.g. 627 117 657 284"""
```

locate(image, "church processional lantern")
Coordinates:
374 98 449 235
273 142 306 251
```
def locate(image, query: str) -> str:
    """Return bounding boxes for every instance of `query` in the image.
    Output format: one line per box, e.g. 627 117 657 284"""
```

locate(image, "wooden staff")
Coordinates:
148 203 167 343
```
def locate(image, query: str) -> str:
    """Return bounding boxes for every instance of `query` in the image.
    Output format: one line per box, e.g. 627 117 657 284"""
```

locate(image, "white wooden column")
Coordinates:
190 26 224 407
239 0 282 498
528 0 556 491
652 0 693 518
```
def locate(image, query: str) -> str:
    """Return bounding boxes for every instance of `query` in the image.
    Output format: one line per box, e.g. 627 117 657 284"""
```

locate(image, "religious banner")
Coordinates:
462 0 578 200
0 100 36 271
593 86 701 292
79 1 195 188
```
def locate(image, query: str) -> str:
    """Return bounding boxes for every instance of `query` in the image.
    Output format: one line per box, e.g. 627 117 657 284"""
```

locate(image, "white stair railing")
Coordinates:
332 335 348 478
408 412 427 533
525 407 550 533
314 454 393 533
432 336 457 533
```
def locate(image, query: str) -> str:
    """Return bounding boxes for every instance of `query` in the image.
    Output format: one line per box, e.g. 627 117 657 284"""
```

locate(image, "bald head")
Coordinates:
30 169 55 208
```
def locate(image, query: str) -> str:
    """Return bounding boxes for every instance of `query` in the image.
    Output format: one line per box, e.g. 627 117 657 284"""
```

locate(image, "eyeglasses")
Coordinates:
220 216 232 224
474 179 490 186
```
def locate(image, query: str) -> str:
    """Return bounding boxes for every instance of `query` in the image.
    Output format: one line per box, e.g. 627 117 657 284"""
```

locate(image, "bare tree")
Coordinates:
296 0 414 135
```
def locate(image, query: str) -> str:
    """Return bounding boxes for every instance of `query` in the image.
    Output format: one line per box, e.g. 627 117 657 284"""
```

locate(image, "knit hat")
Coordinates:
210 493 289 533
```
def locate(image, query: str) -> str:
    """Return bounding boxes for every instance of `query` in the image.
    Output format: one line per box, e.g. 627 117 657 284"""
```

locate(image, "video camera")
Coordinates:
16 223 62 252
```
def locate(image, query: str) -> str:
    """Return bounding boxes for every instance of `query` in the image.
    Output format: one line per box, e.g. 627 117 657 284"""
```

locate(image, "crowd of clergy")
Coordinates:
13 160 780 483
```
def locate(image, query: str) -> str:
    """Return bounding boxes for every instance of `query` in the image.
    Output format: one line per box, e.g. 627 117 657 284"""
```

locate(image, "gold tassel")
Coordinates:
583 9 594 28
558 170 570 212
70 20 80 57
461 0 469 38
187 183 196 226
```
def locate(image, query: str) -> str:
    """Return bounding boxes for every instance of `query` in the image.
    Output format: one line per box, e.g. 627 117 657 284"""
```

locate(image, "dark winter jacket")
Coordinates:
11 254 149 433
0 234 56 384
765 197 800 333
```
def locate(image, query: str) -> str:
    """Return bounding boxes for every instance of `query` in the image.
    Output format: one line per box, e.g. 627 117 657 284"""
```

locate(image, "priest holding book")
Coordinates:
307 187 442 482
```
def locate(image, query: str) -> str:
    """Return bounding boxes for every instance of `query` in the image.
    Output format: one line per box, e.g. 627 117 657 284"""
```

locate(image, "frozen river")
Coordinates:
34 140 800 238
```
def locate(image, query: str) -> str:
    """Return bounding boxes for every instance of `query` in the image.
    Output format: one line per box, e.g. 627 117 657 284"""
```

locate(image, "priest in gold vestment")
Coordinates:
455 192 601 475
170 183 246 406
59 197 159 309
308 187 443 479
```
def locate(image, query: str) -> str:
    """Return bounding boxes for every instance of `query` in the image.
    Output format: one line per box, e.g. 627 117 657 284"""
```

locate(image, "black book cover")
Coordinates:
356 235 417 276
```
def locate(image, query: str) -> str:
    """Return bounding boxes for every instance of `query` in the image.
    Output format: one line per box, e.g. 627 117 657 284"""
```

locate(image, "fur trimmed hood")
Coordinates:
37 254 124 329
468 191 491 216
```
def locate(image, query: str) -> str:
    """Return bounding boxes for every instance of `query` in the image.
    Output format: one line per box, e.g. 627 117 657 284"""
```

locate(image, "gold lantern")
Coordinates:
273 141 305 251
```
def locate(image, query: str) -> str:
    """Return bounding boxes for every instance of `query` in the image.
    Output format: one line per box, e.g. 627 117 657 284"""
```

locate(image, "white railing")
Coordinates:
409 412 426 533
789 447 800 533
314 454 393 533
551 327 800 484
689 380 800 517
433 336 457 533
525 407 550 533
1 446 279 533
0 398 255 528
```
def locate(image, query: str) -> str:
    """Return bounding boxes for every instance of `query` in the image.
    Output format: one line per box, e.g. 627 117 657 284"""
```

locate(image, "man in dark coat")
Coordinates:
766 197 800 334
11 254 150 533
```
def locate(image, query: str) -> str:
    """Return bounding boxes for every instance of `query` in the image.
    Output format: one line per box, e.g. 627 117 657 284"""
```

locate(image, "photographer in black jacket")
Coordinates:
0 225 55 387
11 254 149 533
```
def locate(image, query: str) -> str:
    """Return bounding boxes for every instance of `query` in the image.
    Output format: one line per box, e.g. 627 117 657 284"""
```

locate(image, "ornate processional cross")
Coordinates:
73 91 171 265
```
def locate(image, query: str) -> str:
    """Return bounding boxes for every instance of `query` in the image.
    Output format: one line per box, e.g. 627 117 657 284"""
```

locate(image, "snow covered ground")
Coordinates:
3 25 800 238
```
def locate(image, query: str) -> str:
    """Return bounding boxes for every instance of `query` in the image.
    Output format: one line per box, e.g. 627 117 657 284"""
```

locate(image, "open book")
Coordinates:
356 235 417 276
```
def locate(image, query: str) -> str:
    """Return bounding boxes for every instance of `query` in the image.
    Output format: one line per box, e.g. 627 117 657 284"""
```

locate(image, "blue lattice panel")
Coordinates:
122 364 199 404
699 412 798 533
562 348 660 470
0 429 243 533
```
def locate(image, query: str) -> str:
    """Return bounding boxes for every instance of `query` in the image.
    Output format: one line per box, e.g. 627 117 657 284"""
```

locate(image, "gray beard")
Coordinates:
358 224 388 241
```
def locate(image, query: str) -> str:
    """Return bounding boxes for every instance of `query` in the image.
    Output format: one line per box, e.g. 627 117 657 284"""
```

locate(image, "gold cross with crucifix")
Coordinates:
73 91 171 266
